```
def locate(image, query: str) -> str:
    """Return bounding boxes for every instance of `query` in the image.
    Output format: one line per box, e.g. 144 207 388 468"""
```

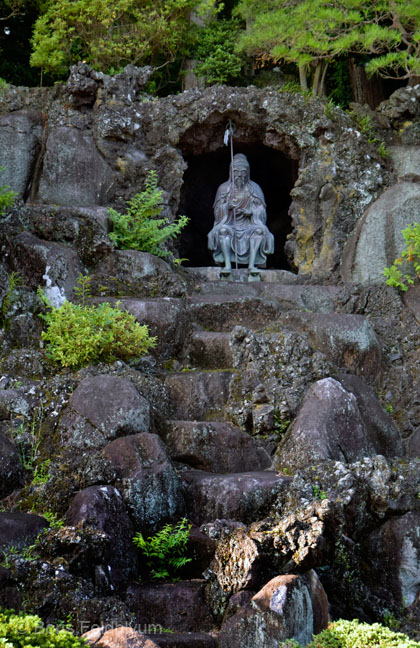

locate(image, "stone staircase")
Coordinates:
117 270 382 647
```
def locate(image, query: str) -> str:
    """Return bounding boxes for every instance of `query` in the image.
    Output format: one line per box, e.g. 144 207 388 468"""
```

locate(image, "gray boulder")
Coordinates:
218 571 328 648
342 182 420 284
275 375 403 472
59 374 151 450
102 432 185 533
37 126 115 206
0 110 44 198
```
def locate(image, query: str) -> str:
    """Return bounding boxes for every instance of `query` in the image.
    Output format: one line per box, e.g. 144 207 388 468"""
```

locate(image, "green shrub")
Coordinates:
0 608 87 647
307 618 420 647
133 518 192 580
108 170 188 259
383 222 420 291
39 285 156 369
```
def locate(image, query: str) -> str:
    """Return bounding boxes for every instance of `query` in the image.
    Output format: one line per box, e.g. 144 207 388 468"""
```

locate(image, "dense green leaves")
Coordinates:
383 222 420 291
235 0 420 94
133 518 192 580
307 618 420 647
108 170 188 259
30 0 218 77
0 608 87 648
193 18 244 84
39 280 156 368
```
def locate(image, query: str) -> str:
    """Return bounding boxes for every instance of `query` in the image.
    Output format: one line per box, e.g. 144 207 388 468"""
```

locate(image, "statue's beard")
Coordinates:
234 177 246 190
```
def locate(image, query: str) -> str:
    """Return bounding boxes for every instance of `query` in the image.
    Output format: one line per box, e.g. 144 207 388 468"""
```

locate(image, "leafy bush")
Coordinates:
108 170 188 259
0 608 87 647
307 619 420 647
133 518 192 580
193 19 244 85
383 222 420 291
0 167 16 215
39 280 156 368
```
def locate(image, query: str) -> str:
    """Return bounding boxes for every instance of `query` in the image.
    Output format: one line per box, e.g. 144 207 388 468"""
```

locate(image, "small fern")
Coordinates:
133 518 192 580
108 170 188 259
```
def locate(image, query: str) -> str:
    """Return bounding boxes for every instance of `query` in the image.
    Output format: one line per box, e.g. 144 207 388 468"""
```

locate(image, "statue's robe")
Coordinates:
208 179 274 266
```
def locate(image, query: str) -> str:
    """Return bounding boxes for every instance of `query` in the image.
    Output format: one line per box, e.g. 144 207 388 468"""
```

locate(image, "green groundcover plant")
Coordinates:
383 222 420 291
0 166 16 215
0 608 87 647
305 618 420 647
108 170 188 259
133 518 192 580
39 279 156 369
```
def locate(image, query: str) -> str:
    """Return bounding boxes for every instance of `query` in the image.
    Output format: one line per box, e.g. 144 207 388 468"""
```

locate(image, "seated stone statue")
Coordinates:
208 153 274 271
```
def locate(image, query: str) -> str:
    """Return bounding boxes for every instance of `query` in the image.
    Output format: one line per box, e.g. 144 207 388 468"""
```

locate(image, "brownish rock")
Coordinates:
181 470 289 525
275 375 403 472
59 374 151 451
83 626 159 648
103 433 185 532
161 421 271 473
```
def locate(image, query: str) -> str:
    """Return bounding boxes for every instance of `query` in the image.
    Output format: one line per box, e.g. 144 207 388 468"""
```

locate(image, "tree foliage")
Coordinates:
193 18 244 85
235 0 420 95
30 0 219 77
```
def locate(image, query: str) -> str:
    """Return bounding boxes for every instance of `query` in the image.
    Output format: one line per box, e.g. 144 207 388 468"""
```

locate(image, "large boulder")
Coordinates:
274 375 403 471
65 485 138 589
218 572 328 648
0 110 44 198
342 182 420 285
102 432 185 533
37 126 115 206
59 374 151 450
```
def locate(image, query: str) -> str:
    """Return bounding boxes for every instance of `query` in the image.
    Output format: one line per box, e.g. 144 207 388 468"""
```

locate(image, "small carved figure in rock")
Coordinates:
208 154 274 272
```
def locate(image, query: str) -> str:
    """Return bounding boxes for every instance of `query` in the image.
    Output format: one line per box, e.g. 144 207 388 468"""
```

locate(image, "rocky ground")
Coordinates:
1 68 420 647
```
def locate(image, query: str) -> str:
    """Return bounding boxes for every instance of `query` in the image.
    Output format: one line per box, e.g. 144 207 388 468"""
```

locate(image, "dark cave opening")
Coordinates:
178 143 299 269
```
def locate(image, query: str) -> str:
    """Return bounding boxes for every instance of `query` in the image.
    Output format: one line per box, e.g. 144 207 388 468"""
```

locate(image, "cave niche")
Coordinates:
178 139 299 269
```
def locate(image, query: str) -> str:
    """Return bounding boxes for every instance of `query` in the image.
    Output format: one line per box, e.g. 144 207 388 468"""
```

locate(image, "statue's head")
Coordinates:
230 154 250 189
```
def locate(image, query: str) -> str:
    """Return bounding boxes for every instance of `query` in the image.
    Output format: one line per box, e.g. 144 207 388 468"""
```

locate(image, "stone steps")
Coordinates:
163 371 233 421
126 580 214 633
186 331 233 370
145 632 217 648
161 420 271 473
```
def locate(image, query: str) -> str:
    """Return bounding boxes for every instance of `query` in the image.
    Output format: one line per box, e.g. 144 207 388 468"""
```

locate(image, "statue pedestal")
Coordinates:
186 267 300 284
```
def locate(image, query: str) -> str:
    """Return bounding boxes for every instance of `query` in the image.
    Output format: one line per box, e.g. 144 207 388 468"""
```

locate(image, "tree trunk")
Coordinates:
312 61 323 96
349 58 385 109
299 64 308 91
